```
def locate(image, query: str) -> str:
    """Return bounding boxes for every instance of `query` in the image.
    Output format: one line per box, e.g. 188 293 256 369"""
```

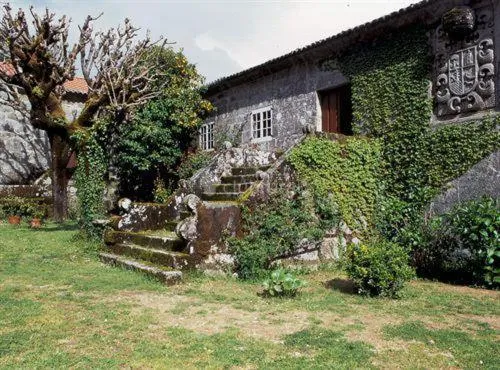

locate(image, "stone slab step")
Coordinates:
221 174 258 184
165 221 178 232
104 230 185 251
99 252 182 285
201 192 241 202
231 167 258 176
213 182 253 193
105 243 193 270
231 166 270 176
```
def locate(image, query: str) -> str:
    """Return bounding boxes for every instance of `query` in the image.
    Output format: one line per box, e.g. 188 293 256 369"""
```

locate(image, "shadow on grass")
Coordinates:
34 222 79 232
324 278 357 295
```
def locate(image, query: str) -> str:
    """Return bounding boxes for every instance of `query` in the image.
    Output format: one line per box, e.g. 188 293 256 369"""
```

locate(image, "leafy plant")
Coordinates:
413 197 500 286
114 47 212 200
230 184 329 280
288 136 382 232
74 119 109 239
177 150 215 180
344 241 415 298
153 176 172 203
1 197 34 218
262 269 306 297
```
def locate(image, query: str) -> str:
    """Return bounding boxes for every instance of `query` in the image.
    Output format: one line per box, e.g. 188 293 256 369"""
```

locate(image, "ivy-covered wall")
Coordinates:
337 25 499 215
288 136 382 232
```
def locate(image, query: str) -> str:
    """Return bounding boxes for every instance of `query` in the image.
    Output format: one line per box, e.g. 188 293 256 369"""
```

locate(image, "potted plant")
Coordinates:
30 208 45 229
4 198 23 225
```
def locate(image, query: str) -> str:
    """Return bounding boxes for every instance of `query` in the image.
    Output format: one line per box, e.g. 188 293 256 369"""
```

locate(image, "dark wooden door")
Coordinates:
321 89 340 133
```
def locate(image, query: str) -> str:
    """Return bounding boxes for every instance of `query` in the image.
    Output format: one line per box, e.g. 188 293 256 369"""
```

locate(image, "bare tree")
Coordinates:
0 4 169 221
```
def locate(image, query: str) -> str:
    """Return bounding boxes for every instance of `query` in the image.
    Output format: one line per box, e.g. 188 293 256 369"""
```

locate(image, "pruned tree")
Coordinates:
0 4 170 221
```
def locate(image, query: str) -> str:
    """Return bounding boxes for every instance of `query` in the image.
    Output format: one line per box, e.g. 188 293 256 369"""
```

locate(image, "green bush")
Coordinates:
177 150 215 180
114 47 212 200
230 185 329 280
262 269 306 297
413 197 500 286
344 241 415 298
0 197 43 219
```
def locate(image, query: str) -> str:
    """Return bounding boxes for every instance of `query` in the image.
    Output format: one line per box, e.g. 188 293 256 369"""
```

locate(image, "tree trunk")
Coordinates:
49 133 71 222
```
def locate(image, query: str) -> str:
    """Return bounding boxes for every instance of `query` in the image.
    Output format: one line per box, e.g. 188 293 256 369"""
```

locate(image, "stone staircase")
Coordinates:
100 211 191 286
100 165 270 284
201 166 268 201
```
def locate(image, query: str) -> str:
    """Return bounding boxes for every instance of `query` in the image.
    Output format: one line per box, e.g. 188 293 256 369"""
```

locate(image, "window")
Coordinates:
251 106 273 141
199 122 214 150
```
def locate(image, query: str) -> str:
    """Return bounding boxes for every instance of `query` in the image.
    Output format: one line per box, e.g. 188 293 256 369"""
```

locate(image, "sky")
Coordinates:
9 0 422 82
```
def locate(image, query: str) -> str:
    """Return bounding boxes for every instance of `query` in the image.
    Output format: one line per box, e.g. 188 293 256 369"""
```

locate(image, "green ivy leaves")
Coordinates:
289 136 382 232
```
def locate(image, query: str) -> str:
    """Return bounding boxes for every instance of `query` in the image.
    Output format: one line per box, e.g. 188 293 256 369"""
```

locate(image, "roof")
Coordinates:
0 62 88 95
206 0 440 95
62 77 89 95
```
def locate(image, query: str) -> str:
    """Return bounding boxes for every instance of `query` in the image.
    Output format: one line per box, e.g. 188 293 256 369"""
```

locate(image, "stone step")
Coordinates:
105 243 193 270
165 221 178 232
213 182 253 193
231 167 258 176
104 230 185 251
221 174 258 184
99 252 182 285
201 192 241 202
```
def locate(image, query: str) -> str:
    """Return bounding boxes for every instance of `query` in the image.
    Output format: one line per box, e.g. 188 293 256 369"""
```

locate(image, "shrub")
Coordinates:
177 150 215 180
262 269 306 297
230 185 329 280
114 47 212 200
344 241 415 298
413 197 500 286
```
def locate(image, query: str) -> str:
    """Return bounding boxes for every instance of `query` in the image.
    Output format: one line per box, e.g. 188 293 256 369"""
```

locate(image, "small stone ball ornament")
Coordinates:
442 6 476 39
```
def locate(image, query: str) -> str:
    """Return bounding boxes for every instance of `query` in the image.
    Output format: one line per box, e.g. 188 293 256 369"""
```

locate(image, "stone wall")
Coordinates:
429 150 500 215
205 62 348 153
0 96 84 185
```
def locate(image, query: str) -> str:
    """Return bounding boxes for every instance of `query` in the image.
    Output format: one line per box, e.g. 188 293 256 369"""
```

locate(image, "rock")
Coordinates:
176 216 198 242
183 194 202 214
0 130 50 184
0 99 84 185
118 198 132 212
223 141 232 149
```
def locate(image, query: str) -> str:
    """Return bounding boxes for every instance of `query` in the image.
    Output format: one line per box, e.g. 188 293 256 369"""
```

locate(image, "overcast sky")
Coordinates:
9 0 421 82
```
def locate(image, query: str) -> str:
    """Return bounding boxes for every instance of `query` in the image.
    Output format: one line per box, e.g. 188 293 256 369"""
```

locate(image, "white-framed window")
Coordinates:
199 122 214 151
251 106 273 141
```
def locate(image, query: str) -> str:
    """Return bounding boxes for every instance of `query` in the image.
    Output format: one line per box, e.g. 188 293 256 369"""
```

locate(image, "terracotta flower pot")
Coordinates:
30 218 42 229
8 215 21 225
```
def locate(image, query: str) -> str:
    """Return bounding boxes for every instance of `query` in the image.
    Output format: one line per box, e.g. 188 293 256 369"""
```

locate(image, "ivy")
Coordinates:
73 119 109 239
336 25 500 238
288 136 382 232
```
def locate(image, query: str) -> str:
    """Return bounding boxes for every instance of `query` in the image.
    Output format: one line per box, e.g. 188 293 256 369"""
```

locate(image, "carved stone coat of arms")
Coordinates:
434 4 496 117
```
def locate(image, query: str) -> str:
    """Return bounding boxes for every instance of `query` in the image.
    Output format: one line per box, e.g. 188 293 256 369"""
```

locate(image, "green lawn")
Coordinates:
1 224 499 368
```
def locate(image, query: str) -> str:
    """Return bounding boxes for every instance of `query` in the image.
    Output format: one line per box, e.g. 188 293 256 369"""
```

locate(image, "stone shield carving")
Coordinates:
434 4 496 117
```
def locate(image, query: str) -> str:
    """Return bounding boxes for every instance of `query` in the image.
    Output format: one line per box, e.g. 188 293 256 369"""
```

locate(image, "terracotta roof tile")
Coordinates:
62 77 88 95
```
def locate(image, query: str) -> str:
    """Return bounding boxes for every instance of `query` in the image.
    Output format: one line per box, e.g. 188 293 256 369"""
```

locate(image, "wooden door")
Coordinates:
321 89 340 133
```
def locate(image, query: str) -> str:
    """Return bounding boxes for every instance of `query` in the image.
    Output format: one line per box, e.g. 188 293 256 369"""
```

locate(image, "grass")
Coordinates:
0 223 499 368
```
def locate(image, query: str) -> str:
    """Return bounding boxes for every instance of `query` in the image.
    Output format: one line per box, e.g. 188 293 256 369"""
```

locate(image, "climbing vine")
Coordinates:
73 118 110 239
288 136 382 232
336 25 499 238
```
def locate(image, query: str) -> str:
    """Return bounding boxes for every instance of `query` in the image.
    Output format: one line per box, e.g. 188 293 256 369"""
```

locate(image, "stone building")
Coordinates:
199 0 500 210
0 63 88 185
201 0 499 153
